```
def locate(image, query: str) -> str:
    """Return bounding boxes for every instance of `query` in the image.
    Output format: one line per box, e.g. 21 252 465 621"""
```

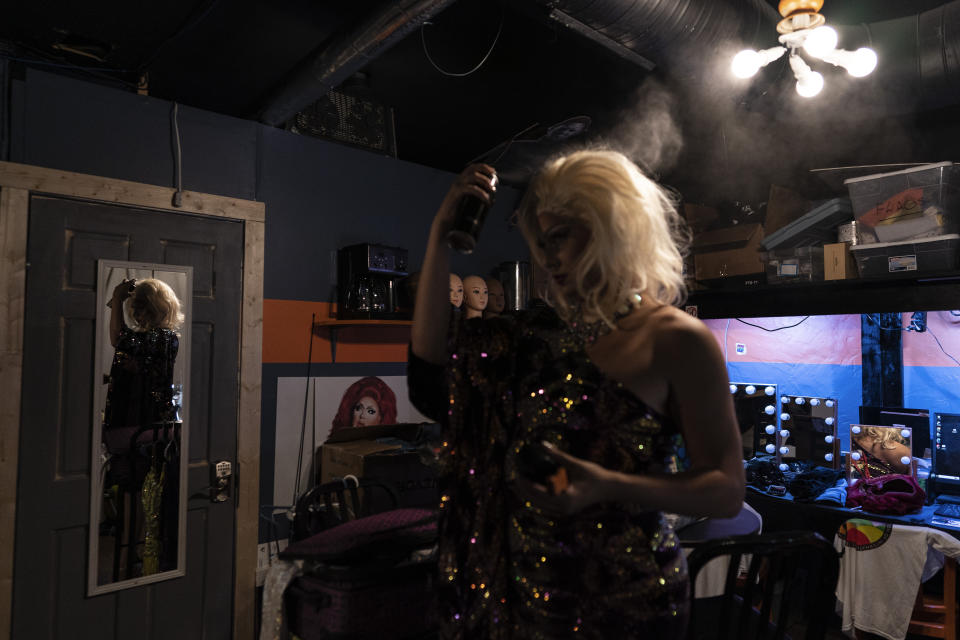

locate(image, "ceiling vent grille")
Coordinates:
288 89 397 157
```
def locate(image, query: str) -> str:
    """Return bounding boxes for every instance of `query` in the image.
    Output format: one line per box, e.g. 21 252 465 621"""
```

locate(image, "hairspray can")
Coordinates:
446 170 497 254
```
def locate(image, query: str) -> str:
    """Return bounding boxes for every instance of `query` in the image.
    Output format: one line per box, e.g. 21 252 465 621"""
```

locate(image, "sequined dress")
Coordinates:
103 325 179 430
408 305 689 640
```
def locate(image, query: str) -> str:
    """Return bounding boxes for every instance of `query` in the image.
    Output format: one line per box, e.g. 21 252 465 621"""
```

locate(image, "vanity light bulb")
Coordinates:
779 446 789 455
802 25 838 58
732 49 762 78
825 435 834 444
900 456 912 466
780 430 790 439
852 425 861 434
826 400 835 407
779 463 789 471
795 71 824 98
766 444 776 454
730 384 738 394
765 405 776 415
781 396 789 404
745 385 756 395
810 398 821 406
765 386 776 396
765 425 777 435
847 47 878 77
901 429 912 439
780 413 791 421
825 453 834 462
851 451 862 461
825 417 835 426
794 397 805 405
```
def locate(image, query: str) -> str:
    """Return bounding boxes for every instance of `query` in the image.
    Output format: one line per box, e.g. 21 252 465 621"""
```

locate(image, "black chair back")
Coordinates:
686 530 840 640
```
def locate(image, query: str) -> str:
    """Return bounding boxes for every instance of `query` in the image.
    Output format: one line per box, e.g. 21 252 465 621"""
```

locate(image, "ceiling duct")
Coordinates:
258 0 456 127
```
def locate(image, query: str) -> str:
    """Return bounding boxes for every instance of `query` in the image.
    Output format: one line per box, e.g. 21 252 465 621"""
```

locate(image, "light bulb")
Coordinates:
794 397 805 405
779 463 789 471
780 447 789 455
825 435 834 444
766 444 776 454
900 456 912 466
851 451 861 461
901 429 912 439
847 48 877 77
810 398 820 406
826 400 835 407
825 453 834 462
780 429 790 439
781 396 789 404
781 413 791 421
745 385 756 395
852 426 861 434
825 417 835 426
796 71 824 97
765 425 776 435
730 384 738 394
765 405 776 415
732 49 762 78
765 386 776 396
803 26 838 58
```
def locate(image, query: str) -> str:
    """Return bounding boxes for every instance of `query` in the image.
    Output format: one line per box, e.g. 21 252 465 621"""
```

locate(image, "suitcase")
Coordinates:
281 507 439 639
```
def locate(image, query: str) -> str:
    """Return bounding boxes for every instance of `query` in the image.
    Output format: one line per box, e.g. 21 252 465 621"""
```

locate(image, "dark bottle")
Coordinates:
446 170 497 254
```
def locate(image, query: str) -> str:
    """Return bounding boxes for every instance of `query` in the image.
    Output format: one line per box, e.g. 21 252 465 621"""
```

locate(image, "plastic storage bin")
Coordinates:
761 198 852 250
764 246 824 284
849 234 960 279
844 162 960 244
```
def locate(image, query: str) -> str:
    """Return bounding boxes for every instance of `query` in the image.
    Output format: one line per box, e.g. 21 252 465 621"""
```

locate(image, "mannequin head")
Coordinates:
463 275 488 319
449 273 463 308
484 277 505 317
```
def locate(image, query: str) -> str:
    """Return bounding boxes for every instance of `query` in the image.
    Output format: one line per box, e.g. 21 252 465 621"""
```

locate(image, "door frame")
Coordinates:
0 161 264 640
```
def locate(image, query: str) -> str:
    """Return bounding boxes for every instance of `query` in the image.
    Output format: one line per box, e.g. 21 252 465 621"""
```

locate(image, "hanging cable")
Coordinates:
735 316 810 331
926 326 960 367
420 7 504 77
292 313 316 511
171 102 184 207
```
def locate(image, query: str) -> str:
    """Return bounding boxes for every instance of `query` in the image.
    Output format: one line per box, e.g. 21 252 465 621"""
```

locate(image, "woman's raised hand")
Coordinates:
433 163 497 234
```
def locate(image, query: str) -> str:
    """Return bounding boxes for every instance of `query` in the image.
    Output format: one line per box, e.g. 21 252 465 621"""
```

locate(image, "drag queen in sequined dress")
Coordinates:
408 150 745 639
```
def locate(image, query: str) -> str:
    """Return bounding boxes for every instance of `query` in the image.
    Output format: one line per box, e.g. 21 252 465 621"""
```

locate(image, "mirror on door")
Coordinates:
88 260 192 595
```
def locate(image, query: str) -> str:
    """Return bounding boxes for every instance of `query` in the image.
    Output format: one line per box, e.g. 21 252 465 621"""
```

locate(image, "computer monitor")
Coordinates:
859 406 931 460
933 413 960 494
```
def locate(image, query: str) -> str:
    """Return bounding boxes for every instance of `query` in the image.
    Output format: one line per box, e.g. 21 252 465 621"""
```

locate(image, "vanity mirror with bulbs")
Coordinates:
777 395 840 470
847 424 916 483
730 382 779 460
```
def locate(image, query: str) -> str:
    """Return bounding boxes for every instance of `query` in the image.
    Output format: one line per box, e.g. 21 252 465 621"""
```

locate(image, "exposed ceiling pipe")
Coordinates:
258 0 457 127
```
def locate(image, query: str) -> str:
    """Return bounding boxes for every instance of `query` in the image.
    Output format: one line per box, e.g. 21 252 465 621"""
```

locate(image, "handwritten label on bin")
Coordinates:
859 187 923 227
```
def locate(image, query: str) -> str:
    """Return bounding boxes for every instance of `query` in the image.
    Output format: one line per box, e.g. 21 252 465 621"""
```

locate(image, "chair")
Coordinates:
686 530 840 640
905 555 957 640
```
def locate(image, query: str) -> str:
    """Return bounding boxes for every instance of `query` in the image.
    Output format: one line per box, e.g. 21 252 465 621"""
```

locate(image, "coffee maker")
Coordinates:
337 243 409 320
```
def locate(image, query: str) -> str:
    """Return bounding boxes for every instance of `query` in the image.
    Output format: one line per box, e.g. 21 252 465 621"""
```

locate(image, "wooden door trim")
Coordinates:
0 162 263 640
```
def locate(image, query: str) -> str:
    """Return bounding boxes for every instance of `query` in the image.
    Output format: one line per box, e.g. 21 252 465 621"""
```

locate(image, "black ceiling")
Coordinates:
1 0 957 197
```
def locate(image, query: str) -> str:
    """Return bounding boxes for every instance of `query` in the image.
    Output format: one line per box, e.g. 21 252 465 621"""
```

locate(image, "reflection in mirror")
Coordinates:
88 260 192 595
847 424 915 484
729 382 779 460
777 396 839 470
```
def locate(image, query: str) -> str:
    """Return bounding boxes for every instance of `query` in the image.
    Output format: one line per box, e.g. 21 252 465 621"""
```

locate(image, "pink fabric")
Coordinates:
846 474 926 515
282 507 437 560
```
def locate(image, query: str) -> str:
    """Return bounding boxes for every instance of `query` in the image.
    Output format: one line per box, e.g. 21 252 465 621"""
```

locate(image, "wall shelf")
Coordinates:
311 318 413 363
686 274 960 319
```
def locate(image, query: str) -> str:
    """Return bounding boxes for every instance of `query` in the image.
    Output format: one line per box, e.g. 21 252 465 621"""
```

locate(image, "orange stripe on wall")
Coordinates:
262 299 410 364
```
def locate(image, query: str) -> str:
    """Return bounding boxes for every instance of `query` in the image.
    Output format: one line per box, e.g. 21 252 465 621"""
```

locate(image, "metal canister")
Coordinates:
837 221 859 245
497 261 531 311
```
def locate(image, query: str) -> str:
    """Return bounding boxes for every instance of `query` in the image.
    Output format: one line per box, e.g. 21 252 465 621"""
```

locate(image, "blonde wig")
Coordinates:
128 278 185 331
857 426 909 450
517 149 690 325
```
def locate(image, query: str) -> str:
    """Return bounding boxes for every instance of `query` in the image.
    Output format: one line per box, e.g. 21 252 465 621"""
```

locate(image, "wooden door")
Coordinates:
12 195 243 639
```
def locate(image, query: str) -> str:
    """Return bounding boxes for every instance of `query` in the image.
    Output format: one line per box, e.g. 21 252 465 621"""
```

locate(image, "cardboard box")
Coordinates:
765 185 811 237
683 203 719 234
318 423 439 511
824 242 858 280
691 223 766 281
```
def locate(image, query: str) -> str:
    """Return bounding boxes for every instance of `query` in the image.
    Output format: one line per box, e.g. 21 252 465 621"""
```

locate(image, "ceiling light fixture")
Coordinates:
731 0 877 98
